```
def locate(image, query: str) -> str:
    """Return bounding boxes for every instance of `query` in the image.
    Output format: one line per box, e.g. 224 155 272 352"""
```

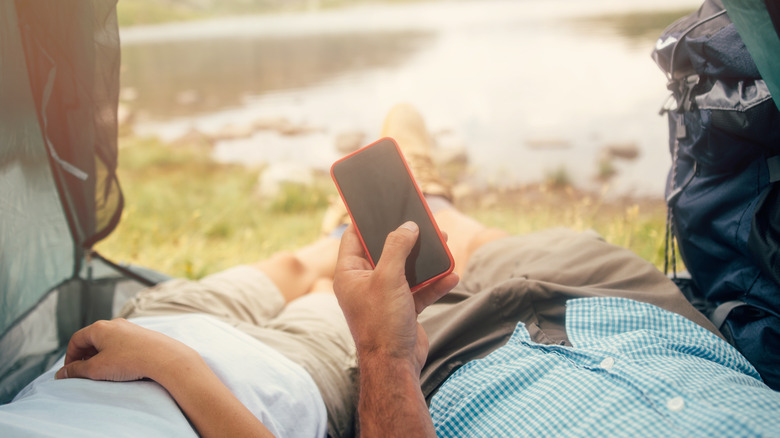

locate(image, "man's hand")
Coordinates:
334 221 458 372
334 221 458 436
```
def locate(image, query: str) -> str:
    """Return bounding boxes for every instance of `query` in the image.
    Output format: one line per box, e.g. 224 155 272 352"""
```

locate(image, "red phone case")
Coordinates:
330 137 454 291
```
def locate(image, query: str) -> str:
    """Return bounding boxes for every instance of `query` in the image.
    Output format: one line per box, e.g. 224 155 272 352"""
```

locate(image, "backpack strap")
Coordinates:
711 299 780 332
710 300 750 331
749 163 780 287
766 155 780 182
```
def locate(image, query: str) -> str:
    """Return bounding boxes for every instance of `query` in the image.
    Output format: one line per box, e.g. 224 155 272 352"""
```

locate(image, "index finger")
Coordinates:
63 325 100 365
336 225 372 272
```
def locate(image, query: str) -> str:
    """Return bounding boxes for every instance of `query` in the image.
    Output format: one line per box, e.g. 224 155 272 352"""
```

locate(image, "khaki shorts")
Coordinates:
419 227 722 402
117 266 357 438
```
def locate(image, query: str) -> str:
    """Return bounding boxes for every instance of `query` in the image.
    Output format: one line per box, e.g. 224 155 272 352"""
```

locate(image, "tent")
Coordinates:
1 0 778 408
722 0 780 113
0 0 165 404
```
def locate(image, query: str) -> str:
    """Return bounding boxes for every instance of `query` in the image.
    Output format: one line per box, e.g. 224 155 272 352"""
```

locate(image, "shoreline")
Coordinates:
104 134 672 280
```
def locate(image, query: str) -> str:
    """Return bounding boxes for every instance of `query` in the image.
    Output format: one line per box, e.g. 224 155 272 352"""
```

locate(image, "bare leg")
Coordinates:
308 277 335 295
378 103 509 275
251 236 340 303
276 201 504 299
433 207 509 276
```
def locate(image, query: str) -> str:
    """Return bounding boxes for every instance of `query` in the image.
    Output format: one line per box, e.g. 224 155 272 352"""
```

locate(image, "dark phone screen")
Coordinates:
331 138 453 288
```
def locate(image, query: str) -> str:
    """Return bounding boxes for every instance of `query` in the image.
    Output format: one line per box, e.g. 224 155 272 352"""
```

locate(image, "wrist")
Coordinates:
359 350 420 379
147 341 204 387
358 352 423 414
356 351 434 436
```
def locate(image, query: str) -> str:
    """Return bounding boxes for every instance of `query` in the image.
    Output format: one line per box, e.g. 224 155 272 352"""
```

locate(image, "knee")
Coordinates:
269 251 310 279
465 228 509 261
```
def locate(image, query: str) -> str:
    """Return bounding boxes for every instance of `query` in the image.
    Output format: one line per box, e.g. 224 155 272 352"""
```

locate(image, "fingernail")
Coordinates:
400 221 418 233
55 367 67 380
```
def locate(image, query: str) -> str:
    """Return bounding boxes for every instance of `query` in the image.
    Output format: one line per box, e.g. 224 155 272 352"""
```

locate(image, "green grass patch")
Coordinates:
98 137 674 279
543 166 572 189
97 137 335 278
460 186 671 270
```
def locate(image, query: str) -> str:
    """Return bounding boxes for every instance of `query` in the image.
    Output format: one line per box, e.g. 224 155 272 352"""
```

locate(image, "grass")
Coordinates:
98 137 333 278
459 184 670 270
96 137 673 279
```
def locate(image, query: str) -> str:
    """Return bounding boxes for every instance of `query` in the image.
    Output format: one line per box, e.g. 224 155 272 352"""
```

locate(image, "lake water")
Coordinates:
120 0 702 197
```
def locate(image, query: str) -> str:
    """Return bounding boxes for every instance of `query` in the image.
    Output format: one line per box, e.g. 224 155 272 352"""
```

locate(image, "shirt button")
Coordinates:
667 396 685 412
599 357 615 370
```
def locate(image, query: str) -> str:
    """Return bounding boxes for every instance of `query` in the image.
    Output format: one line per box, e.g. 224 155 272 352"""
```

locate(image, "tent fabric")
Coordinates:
14 0 123 253
0 261 156 404
723 0 780 111
0 0 122 339
0 0 75 339
0 0 126 404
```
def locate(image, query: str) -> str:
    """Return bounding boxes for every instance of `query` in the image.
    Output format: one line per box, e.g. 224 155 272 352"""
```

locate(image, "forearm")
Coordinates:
357 354 435 437
334 223 455 436
150 345 274 438
57 319 274 437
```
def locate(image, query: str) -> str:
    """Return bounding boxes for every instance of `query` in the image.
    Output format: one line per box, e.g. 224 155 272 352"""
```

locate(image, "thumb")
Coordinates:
376 221 419 276
56 356 137 382
55 359 95 380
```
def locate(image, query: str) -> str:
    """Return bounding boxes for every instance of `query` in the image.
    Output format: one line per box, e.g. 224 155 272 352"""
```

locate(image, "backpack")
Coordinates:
652 0 780 390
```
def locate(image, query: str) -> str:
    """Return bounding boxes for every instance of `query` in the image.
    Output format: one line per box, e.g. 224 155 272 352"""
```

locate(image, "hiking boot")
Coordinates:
380 103 453 202
321 103 454 235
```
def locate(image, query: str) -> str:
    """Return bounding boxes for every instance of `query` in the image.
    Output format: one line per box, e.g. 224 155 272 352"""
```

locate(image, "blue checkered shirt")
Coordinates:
429 297 780 437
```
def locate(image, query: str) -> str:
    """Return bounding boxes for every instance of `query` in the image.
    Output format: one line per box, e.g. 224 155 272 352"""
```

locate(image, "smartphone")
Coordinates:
331 137 454 291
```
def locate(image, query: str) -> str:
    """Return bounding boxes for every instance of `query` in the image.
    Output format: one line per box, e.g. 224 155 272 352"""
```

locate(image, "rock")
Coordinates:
252 116 291 131
603 143 640 160
212 123 255 141
525 138 571 150
277 121 320 136
251 116 319 136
